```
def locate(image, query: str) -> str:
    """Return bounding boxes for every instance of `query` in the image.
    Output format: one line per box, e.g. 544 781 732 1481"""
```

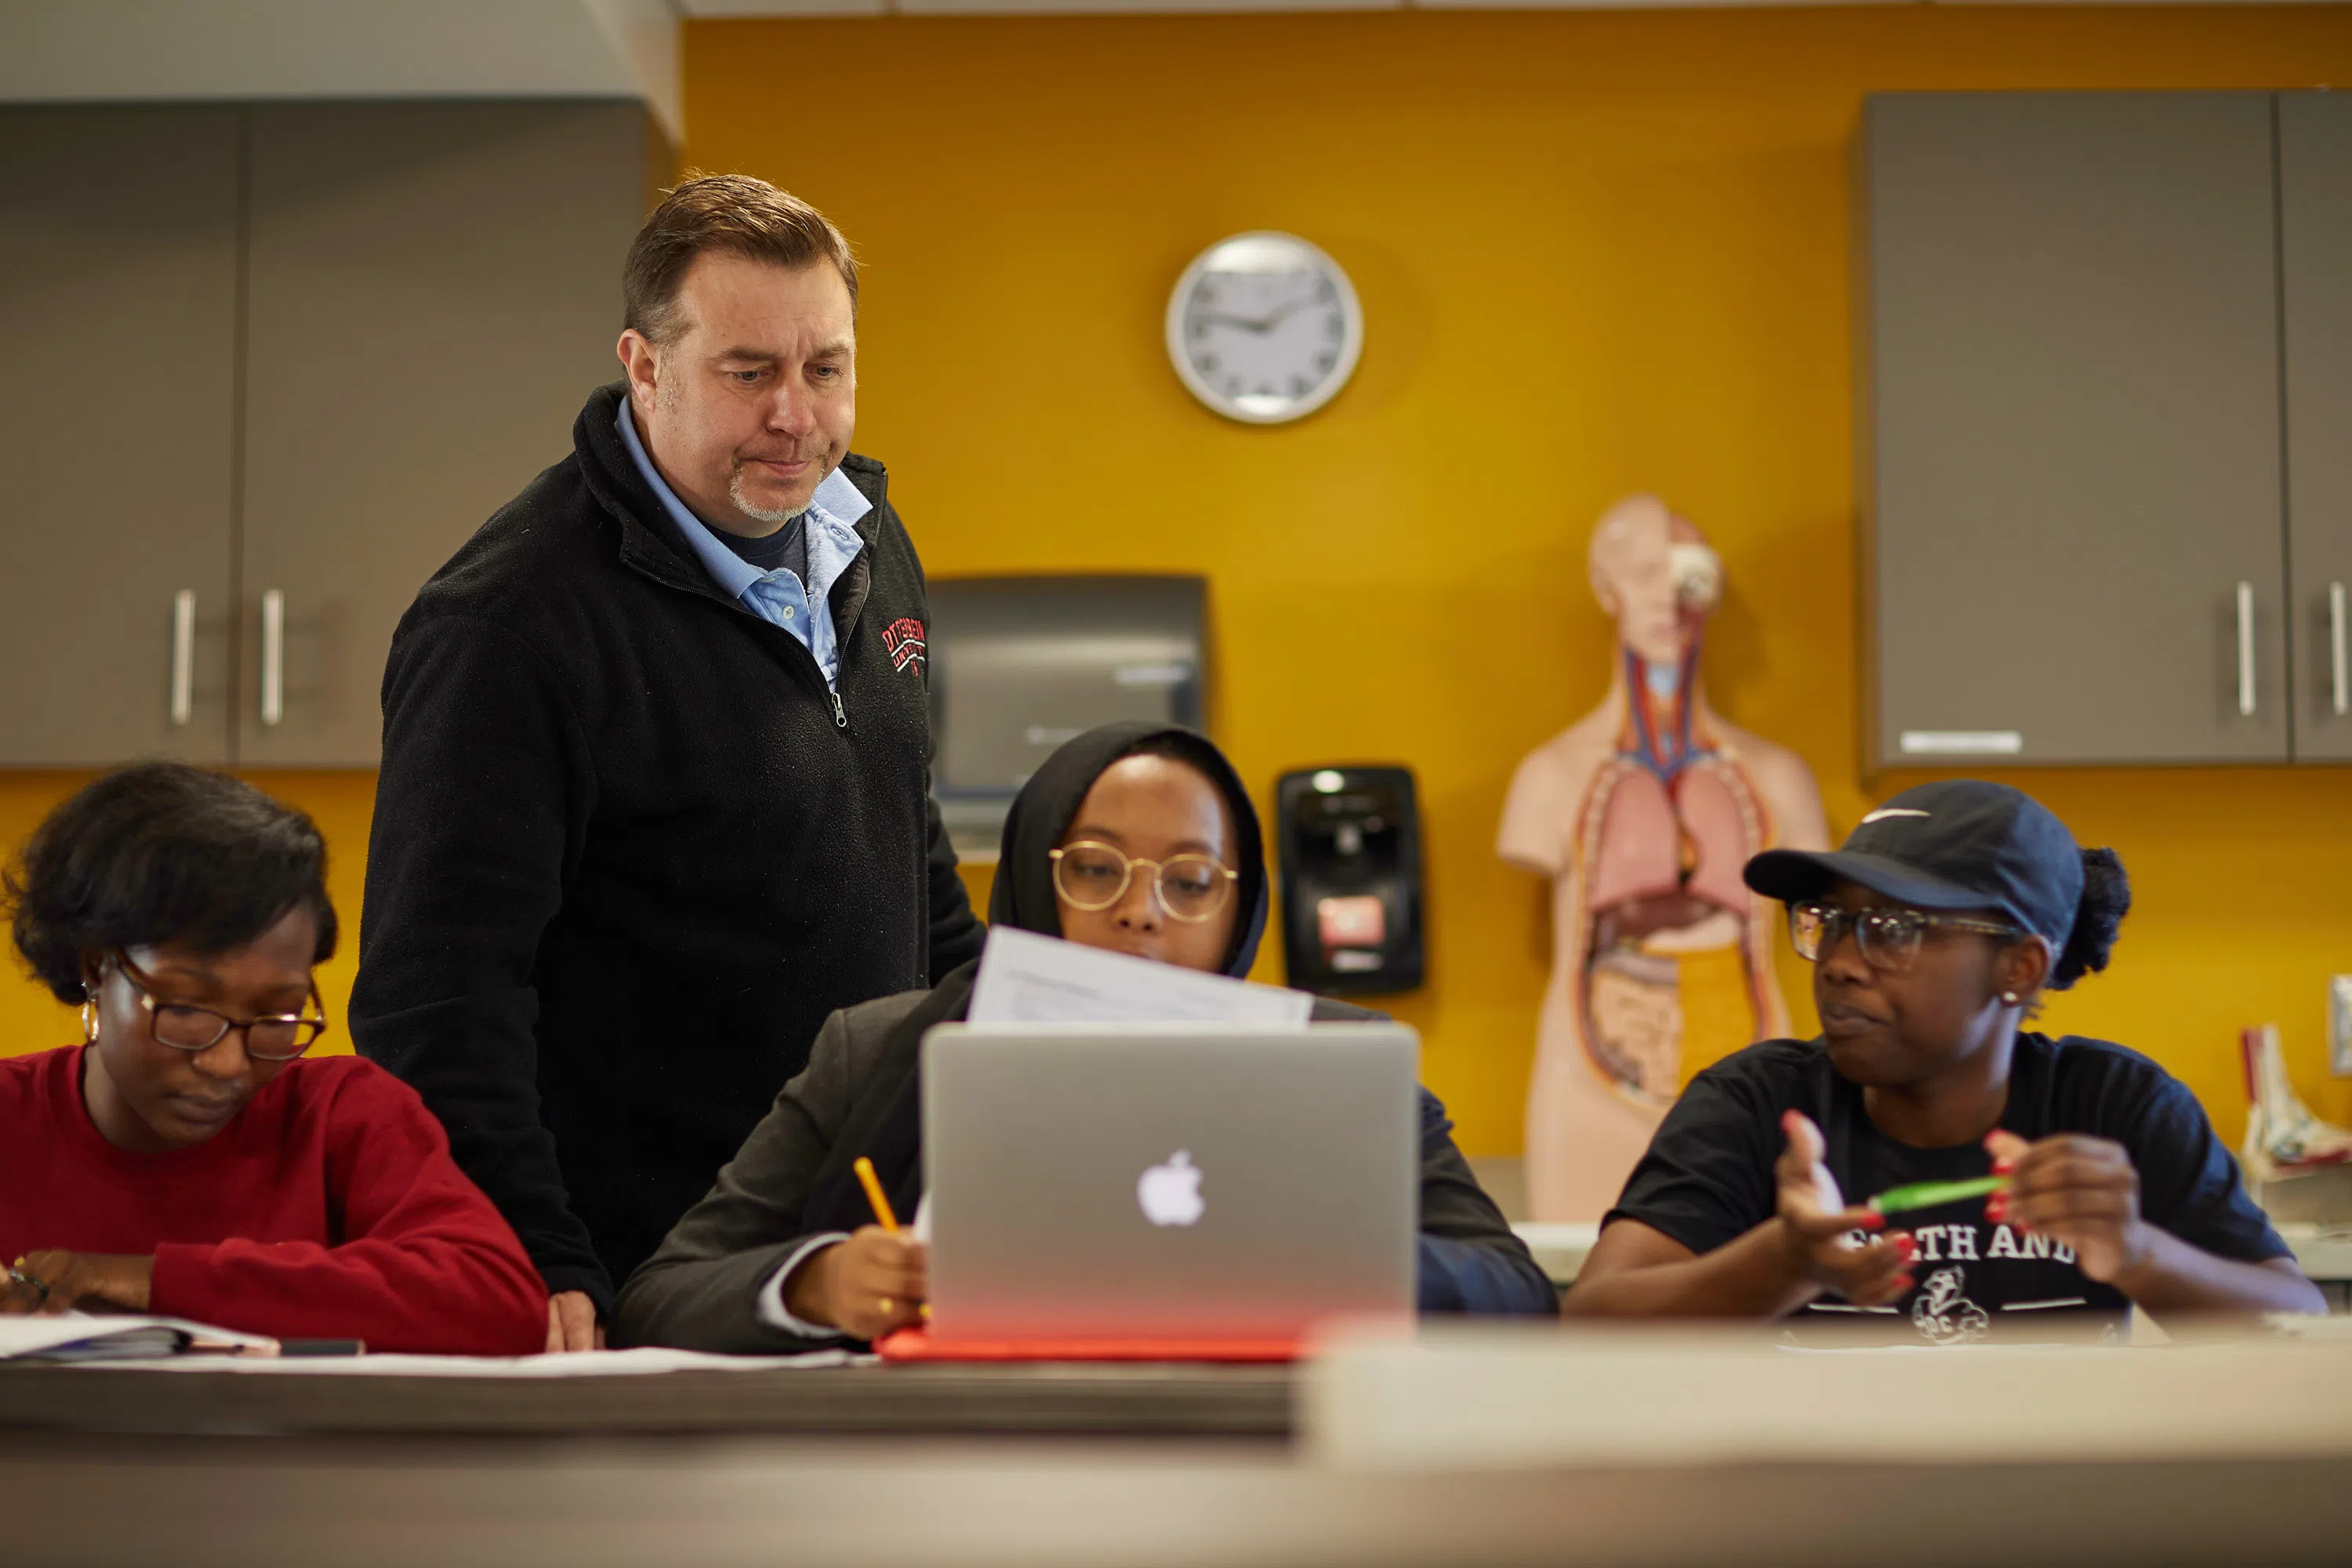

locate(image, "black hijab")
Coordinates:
799 721 1269 1233
985 719 1269 978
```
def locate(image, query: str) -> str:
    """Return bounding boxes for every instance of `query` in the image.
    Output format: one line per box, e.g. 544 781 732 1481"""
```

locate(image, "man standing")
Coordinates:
352 176 982 1350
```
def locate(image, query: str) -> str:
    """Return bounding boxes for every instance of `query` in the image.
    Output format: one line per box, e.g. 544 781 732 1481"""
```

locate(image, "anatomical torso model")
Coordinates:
1498 496 1829 1221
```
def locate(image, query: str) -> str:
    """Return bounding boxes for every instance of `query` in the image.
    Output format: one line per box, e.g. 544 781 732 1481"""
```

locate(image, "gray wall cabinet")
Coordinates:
1864 92 2297 769
2282 92 2352 764
0 107 243 767
0 101 648 769
239 103 646 766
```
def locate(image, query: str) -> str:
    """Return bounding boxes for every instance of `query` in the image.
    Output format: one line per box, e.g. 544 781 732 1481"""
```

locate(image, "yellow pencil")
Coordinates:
853 1156 931 1323
853 1156 899 1232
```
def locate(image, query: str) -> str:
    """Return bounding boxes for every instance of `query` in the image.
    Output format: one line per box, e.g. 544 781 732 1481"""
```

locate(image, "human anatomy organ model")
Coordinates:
1498 496 1829 1221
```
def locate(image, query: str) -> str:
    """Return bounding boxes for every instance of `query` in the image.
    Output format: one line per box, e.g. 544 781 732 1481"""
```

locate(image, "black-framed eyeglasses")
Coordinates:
1788 902 2024 974
1049 842 1240 924
108 951 330 1062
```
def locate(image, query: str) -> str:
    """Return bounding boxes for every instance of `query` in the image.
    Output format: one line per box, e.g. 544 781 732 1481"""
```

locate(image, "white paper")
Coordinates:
967 926 1312 1028
5 1317 869 1374
118 1346 874 1375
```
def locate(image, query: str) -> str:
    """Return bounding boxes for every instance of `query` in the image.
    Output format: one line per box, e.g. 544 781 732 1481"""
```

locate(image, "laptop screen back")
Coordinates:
921 1024 1418 1342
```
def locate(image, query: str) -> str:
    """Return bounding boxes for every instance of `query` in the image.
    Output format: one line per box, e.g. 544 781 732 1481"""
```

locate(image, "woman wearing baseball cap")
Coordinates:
1563 779 2320 1340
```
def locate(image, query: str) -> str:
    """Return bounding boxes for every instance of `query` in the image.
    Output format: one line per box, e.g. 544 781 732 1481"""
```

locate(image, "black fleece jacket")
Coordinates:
350 383 984 1312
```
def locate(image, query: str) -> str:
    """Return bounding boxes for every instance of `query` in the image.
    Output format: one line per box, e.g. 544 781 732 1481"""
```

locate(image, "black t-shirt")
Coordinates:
1606 1033 2289 1345
715 513 809 581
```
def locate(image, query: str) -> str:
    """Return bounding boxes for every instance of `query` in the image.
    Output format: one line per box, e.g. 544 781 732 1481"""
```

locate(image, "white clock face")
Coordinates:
1166 232 1363 424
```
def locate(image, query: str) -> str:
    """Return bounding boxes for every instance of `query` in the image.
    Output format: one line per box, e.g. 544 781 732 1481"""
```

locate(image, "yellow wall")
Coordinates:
6 7 2351 1163
684 4 2352 1155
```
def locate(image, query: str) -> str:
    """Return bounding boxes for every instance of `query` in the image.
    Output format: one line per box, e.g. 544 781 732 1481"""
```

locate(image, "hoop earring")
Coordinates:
80 996 99 1045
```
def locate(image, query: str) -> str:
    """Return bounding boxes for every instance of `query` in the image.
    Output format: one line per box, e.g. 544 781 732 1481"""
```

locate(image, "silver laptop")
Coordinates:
921 1023 1419 1345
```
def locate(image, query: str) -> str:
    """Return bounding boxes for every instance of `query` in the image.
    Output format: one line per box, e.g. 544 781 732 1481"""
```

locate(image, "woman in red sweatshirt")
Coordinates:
0 764 546 1355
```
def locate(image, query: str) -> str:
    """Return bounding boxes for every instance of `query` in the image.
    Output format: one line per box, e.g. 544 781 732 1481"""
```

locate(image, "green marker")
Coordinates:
1867 1174 2009 1215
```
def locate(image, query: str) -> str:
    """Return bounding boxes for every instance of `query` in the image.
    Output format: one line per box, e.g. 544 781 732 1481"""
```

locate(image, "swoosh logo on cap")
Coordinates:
1861 808 1930 824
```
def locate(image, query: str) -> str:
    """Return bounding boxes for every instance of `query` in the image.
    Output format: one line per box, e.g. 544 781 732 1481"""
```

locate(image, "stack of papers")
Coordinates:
0 1314 870 1373
0 1312 278 1362
135 1347 873 1375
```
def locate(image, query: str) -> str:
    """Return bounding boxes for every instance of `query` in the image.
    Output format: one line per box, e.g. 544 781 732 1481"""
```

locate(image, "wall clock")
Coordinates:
1165 231 1363 424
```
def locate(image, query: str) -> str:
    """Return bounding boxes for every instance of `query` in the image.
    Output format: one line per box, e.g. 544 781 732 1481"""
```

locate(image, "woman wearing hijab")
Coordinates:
614 722 1555 1350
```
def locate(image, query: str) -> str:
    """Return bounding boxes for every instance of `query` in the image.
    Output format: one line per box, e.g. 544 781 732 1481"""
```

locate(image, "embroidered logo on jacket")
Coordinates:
882 617 927 676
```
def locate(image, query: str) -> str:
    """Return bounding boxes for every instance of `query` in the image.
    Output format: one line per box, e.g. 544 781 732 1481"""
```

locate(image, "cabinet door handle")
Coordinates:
2332 582 2348 719
260 589 285 728
169 590 195 728
2236 581 2256 719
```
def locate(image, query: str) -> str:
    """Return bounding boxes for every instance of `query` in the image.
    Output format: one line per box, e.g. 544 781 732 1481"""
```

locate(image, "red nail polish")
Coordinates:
1992 1158 2016 1175
1858 1209 1885 1231
1986 1196 2007 1220
1893 1234 1918 1260
1891 1274 1915 1293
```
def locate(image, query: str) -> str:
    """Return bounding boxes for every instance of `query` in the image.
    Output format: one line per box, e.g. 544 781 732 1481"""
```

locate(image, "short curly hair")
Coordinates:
4 763 337 1004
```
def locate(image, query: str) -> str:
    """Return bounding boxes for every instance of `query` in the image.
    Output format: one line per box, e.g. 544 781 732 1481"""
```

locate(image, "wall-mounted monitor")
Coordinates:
927 575 1209 859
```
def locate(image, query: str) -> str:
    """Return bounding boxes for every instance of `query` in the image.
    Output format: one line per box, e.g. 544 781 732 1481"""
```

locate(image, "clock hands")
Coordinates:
1192 289 1317 336
1254 293 1316 332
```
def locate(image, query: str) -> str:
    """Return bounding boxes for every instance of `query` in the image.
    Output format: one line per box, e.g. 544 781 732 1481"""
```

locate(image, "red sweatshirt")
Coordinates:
0 1046 546 1355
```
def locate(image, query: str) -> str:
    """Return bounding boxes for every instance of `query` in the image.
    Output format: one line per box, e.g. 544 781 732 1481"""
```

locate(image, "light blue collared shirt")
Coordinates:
615 398 869 688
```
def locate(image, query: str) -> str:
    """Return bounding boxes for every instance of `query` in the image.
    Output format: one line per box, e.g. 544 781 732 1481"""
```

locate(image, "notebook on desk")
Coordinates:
905 1022 1419 1361
0 1312 281 1363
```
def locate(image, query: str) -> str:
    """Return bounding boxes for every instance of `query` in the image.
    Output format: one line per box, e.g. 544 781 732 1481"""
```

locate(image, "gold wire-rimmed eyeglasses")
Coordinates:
1048 842 1239 924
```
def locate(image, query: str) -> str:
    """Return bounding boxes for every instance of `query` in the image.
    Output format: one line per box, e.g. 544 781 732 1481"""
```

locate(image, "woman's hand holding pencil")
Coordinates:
1980 1127 2151 1283
780 1157 929 1341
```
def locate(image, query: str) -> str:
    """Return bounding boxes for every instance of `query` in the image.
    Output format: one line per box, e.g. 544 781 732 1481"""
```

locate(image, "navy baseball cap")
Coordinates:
1743 780 2082 949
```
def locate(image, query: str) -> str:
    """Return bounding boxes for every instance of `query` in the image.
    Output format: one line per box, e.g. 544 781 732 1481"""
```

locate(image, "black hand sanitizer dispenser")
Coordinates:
1274 764 1425 996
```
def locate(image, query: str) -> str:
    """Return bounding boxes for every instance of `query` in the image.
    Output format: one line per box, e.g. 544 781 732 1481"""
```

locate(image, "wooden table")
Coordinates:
0 1359 1290 1438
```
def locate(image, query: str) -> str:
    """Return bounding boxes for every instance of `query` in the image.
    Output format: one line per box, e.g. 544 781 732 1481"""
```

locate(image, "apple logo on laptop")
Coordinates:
1137 1150 1205 1227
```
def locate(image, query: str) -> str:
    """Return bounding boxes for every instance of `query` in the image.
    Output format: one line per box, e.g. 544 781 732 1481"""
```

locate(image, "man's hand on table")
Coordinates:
546 1289 606 1352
